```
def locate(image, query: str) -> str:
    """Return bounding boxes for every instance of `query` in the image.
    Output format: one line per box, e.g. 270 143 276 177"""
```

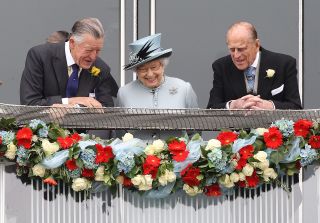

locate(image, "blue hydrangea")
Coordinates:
29 119 47 130
205 176 217 185
0 131 15 145
207 149 228 171
300 144 318 166
271 119 294 137
116 151 135 174
16 146 28 166
38 126 49 138
80 149 99 169
67 169 81 179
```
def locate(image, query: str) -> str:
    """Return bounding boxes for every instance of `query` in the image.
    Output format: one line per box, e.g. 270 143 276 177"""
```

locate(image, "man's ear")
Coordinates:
69 37 76 49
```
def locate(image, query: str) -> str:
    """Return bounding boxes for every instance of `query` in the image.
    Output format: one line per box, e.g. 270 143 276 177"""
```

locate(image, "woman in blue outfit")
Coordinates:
117 33 198 140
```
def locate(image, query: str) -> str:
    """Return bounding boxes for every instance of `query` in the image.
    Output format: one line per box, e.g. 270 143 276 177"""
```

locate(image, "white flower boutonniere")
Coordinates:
266 69 275 78
90 66 101 77
169 87 178 95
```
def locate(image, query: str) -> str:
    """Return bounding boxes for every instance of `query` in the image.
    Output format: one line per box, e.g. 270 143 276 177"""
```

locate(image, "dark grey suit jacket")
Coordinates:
207 48 302 109
20 42 118 107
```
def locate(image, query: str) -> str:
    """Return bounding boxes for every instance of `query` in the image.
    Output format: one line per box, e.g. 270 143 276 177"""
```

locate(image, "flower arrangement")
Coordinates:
1 117 320 198
90 66 101 77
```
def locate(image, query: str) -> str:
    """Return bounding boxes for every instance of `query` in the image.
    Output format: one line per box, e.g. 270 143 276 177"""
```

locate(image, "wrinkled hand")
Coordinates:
68 97 102 108
230 95 274 110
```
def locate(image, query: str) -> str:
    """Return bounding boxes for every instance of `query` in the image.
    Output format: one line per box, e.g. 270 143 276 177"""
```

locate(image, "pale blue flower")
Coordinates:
207 149 227 171
0 131 15 145
38 126 49 138
300 144 318 166
116 151 135 174
80 149 99 169
271 119 294 137
29 119 47 130
67 169 81 179
16 146 28 166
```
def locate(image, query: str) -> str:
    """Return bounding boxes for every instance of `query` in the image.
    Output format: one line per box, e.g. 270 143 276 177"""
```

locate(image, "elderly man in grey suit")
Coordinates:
207 21 302 110
20 17 118 107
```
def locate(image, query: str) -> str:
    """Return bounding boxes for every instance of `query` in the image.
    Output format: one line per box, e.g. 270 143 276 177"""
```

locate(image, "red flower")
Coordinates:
95 144 114 163
57 136 74 149
43 177 58 186
168 140 187 153
0 136 2 145
294 119 313 138
172 150 189 162
181 164 201 186
295 160 301 170
235 157 247 170
239 145 254 159
0 152 4 157
263 127 283 149
16 127 33 149
82 168 94 178
217 131 238 146
309 135 320 149
71 133 82 142
246 171 259 187
168 139 189 162
122 175 133 187
143 155 161 179
205 184 221 196
66 159 78 171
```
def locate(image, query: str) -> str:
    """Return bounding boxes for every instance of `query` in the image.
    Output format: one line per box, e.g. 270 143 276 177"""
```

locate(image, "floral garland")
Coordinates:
0 117 320 198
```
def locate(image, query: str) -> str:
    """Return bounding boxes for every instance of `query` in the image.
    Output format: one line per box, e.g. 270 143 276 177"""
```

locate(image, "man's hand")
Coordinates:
68 97 102 108
229 95 275 110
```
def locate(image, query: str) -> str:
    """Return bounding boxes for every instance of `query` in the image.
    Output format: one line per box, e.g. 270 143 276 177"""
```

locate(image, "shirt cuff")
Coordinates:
62 98 69 104
226 100 232 109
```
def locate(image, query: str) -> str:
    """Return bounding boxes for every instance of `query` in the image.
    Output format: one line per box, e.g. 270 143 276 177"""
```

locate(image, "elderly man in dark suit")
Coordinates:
207 21 302 110
20 17 118 107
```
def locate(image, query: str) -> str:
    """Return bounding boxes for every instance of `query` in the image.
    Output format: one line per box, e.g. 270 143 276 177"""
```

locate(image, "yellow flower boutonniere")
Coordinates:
266 69 275 78
90 66 101 77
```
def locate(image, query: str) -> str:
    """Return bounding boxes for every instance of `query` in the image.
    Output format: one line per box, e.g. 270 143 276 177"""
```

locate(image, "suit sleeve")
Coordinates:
20 47 62 106
207 62 228 109
94 65 119 107
272 58 302 109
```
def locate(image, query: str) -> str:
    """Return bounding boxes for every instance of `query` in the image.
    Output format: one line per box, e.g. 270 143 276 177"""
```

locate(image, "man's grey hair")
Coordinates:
71 17 104 43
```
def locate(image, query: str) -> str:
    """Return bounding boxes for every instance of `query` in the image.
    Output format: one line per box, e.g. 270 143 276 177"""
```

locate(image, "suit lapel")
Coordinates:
257 49 273 98
52 43 69 97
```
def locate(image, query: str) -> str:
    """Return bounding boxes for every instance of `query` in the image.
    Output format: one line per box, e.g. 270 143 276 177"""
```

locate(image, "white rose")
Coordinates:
42 139 59 157
266 69 275 78
139 175 153 191
131 175 144 186
230 172 240 183
4 142 17 160
153 139 165 152
242 164 254 176
32 164 46 177
218 174 234 188
205 139 221 151
158 170 176 186
256 160 270 170
183 184 203 196
255 128 268 136
263 168 278 182
253 151 268 162
144 145 156 155
72 178 92 192
238 172 246 181
32 135 38 142
95 166 105 182
122 133 134 142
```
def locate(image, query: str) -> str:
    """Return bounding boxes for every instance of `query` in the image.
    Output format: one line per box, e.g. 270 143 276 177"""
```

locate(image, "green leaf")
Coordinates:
270 151 285 165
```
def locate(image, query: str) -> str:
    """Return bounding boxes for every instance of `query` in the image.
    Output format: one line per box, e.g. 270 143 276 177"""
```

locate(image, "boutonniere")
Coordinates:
266 69 275 78
90 66 101 77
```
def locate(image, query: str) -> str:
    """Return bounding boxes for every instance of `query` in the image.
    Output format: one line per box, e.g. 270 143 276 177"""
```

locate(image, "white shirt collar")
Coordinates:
65 41 75 66
251 51 260 68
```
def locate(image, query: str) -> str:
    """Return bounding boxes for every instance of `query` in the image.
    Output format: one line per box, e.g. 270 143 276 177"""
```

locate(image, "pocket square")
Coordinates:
271 84 284 96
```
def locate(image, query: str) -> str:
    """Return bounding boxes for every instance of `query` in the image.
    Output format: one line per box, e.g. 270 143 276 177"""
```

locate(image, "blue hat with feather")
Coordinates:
124 33 172 70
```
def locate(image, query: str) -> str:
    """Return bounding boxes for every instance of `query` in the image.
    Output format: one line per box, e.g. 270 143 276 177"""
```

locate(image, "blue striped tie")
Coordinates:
245 66 255 93
66 64 79 97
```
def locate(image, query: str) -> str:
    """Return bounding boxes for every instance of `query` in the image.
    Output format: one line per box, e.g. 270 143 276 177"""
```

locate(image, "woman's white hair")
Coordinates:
134 57 170 72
